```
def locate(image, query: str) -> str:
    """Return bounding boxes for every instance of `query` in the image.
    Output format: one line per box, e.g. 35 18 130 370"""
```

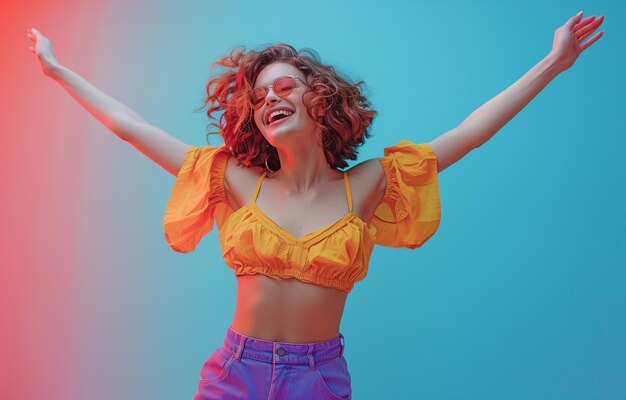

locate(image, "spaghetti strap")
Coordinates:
343 171 353 213
252 171 267 204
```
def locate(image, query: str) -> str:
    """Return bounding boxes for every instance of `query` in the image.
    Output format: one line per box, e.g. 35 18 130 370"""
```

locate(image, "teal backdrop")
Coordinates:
6 0 624 399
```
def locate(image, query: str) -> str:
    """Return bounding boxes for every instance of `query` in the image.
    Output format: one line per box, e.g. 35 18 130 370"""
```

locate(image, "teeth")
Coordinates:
268 109 294 124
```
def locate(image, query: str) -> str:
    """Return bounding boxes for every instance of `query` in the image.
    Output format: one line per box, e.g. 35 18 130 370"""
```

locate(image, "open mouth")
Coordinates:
267 109 294 126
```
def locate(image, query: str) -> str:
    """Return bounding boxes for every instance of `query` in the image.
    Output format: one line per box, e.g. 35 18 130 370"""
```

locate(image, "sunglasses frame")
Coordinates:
250 75 306 109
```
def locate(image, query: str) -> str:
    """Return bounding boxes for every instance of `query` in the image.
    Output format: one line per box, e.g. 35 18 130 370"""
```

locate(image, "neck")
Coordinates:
270 136 339 194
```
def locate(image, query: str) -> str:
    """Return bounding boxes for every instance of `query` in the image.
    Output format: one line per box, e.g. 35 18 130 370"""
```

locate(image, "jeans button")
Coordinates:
276 347 286 356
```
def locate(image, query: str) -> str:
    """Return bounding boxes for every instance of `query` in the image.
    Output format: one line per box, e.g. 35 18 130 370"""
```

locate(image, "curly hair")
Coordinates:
194 44 377 171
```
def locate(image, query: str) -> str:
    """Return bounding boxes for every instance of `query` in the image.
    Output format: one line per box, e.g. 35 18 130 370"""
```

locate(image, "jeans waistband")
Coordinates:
224 326 345 367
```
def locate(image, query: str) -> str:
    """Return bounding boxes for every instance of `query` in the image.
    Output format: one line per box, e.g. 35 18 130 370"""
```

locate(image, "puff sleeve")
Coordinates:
372 140 441 249
163 144 231 253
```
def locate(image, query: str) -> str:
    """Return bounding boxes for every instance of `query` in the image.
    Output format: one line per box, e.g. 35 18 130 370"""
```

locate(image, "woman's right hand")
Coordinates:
27 28 61 77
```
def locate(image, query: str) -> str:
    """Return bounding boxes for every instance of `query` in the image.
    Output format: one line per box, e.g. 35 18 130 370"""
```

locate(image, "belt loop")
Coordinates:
307 345 315 370
233 334 246 362
272 342 276 364
339 333 345 357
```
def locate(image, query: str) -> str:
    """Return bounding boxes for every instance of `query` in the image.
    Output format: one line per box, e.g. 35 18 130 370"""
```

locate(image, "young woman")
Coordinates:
28 11 604 400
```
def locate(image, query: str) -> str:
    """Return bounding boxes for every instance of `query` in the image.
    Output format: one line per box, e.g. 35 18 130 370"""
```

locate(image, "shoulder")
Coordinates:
223 155 265 210
348 157 385 192
346 157 387 223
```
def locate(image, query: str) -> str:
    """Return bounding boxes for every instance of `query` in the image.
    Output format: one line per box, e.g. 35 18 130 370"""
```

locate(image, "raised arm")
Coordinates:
27 28 190 177
428 11 605 173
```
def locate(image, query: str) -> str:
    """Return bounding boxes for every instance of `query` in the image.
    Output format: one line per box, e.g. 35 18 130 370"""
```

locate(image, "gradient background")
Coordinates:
3 0 625 399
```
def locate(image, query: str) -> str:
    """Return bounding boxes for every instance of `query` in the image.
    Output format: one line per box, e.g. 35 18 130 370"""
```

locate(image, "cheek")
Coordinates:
299 92 320 121
301 91 314 106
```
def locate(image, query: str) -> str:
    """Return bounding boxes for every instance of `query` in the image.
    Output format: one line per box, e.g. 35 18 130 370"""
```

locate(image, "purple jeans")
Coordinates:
193 326 352 400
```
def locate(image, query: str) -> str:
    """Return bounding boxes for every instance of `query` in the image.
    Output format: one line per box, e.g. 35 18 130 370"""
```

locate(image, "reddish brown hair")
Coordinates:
194 44 377 171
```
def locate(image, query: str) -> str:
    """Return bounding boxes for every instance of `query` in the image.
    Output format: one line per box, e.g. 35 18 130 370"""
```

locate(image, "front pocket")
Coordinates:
198 346 235 384
314 356 352 399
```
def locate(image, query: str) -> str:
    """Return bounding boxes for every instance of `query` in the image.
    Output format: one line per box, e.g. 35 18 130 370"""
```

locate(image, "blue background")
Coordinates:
23 0 625 399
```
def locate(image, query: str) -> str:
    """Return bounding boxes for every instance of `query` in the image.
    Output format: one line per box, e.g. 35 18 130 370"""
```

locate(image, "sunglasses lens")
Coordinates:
251 88 266 108
250 76 298 109
273 76 296 96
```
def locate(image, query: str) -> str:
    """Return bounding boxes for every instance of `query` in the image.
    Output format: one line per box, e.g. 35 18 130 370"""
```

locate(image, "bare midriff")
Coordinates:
230 274 348 344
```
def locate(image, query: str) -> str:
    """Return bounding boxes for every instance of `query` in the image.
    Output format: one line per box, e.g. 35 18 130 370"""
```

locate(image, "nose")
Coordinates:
263 87 280 106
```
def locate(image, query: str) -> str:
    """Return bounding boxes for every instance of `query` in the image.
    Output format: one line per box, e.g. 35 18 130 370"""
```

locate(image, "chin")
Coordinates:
265 130 295 146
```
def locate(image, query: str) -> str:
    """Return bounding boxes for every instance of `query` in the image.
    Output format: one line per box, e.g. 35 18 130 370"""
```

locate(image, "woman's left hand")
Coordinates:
550 11 605 73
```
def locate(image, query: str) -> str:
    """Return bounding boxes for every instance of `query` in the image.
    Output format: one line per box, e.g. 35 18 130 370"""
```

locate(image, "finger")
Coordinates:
578 29 595 43
575 17 598 37
573 16 596 31
566 11 584 29
577 16 604 42
580 31 604 52
592 15 605 28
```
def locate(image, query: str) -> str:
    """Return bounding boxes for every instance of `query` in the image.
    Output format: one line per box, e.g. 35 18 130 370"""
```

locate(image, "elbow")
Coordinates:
112 114 143 142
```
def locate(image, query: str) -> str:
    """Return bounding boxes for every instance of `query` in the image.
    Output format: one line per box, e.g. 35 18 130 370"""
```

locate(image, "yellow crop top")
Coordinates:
163 140 441 293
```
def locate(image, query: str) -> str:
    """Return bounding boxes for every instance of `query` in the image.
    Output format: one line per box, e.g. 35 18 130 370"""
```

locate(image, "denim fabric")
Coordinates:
193 326 351 400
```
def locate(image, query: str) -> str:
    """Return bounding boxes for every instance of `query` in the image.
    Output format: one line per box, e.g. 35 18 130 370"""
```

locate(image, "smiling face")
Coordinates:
252 62 320 146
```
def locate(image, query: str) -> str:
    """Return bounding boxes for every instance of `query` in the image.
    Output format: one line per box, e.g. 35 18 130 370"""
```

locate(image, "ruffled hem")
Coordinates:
233 264 357 293
372 140 441 249
163 144 231 253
